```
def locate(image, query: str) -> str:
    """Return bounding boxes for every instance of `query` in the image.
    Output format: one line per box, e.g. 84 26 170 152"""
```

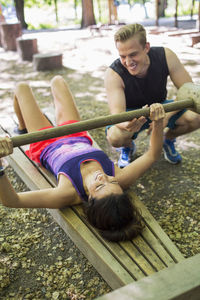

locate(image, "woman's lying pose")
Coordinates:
0 75 165 242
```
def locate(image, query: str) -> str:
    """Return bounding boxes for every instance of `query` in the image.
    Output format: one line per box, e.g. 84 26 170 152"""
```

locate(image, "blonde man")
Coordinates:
105 23 200 167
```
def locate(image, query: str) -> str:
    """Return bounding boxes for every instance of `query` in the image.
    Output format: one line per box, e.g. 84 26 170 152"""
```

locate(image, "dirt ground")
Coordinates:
0 21 200 299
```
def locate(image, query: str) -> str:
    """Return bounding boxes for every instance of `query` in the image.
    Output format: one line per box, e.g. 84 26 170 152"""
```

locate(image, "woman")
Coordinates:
0 75 165 242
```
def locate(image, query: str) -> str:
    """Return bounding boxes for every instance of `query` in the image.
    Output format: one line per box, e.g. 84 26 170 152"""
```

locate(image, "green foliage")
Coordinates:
0 0 13 6
28 22 55 30
25 0 48 8
25 0 55 8
166 0 198 17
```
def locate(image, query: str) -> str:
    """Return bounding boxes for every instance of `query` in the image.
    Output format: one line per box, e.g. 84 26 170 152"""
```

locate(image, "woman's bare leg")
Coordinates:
13 96 26 131
14 82 52 132
50 75 80 125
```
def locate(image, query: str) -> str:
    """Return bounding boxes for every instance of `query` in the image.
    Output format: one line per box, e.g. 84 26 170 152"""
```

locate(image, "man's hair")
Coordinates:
114 23 147 47
83 193 144 242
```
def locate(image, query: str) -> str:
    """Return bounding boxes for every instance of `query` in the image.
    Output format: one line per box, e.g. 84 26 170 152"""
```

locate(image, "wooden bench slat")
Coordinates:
74 204 162 275
130 191 184 263
74 206 146 280
119 241 156 275
76 204 175 273
131 236 166 271
141 227 175 267
73 202 167 275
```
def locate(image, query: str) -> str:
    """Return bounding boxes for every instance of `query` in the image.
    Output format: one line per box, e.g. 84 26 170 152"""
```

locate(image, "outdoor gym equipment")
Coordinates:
11 82 200 147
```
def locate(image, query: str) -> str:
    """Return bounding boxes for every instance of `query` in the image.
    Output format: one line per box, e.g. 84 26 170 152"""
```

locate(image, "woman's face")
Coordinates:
87 171 123 200
116 37 150 77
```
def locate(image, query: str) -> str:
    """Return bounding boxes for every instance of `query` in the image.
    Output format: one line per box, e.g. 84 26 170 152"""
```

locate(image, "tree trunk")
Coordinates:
14 0 28 29
54 0 58 23
108 0 118 24
155 0 159 26
74 0 78 19
174 0 178 28
97 0 102 23
81 0 96 28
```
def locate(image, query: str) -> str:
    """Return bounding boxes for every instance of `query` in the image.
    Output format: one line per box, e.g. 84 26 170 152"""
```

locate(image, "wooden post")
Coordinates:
0 22 22 51
174 0 178 28
16 37 38 61
197 0 200 32
0 3 5 47
108 0 118 25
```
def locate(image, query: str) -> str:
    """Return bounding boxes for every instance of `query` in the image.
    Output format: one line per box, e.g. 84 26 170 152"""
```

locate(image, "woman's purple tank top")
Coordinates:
40 136 115 201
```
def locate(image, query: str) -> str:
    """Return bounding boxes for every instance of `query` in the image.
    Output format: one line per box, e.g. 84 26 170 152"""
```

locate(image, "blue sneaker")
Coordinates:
163 138 182 164
118 141 136 168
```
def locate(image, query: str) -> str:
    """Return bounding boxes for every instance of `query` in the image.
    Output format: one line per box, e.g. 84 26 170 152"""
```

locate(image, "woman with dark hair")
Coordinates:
0 75 165 242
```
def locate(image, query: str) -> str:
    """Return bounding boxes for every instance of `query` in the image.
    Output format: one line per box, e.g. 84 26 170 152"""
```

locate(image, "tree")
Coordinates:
81 0 96 28
14 0 28 29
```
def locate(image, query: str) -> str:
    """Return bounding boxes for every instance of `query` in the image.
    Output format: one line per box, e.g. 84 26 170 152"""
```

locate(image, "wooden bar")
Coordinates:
10 99 195 147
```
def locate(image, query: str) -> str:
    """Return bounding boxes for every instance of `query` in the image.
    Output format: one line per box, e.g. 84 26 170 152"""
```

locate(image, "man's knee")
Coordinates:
177 111 200 131
189 114 200 130
107 127 131 147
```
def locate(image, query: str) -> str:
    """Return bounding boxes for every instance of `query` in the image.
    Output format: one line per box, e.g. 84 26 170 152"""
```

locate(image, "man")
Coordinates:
105 23 200 167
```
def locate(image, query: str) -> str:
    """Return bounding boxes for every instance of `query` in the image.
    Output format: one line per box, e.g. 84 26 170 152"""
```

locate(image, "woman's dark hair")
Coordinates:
83 193 144 242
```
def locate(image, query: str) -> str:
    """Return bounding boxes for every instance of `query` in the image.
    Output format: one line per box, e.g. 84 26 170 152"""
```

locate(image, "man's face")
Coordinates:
116 36 150 77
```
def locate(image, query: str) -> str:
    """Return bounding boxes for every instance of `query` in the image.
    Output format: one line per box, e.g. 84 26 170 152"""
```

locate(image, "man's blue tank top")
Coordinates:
40 136 115 201
110 47 169 109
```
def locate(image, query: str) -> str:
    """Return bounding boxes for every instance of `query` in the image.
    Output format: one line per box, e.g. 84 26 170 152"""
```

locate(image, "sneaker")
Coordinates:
118 141 136 168
163 138 182 164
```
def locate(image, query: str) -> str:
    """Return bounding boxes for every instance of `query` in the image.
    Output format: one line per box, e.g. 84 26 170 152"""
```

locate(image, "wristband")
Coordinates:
0 167 5 177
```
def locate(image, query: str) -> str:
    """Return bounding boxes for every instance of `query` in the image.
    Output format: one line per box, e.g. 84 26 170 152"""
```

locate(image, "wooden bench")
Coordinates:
0 117 185 290
33 52 63 71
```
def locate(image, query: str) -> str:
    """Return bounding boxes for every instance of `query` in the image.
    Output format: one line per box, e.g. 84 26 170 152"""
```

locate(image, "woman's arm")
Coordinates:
116 103 165 189
0 136 79 208
0 174 78 208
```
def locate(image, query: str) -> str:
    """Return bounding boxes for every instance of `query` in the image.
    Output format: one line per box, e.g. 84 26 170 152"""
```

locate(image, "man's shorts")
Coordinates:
106 99 187 140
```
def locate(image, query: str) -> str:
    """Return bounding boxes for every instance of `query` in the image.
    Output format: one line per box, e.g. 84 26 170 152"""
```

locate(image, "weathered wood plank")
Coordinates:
130 190 184 263
95 253 200 300
141 226 175 267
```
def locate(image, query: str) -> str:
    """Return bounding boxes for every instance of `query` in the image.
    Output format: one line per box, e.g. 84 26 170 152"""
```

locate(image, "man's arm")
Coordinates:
105 68 146 135
165 47 193 89
105 67 126 114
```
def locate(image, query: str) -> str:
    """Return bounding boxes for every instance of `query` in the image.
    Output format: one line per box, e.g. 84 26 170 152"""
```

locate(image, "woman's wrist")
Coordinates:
0 158 8 177
153 119 164 127
0 166 5 177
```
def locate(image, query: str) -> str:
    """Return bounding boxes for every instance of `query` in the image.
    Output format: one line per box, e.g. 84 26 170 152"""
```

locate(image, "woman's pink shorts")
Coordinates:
26 120 93 163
